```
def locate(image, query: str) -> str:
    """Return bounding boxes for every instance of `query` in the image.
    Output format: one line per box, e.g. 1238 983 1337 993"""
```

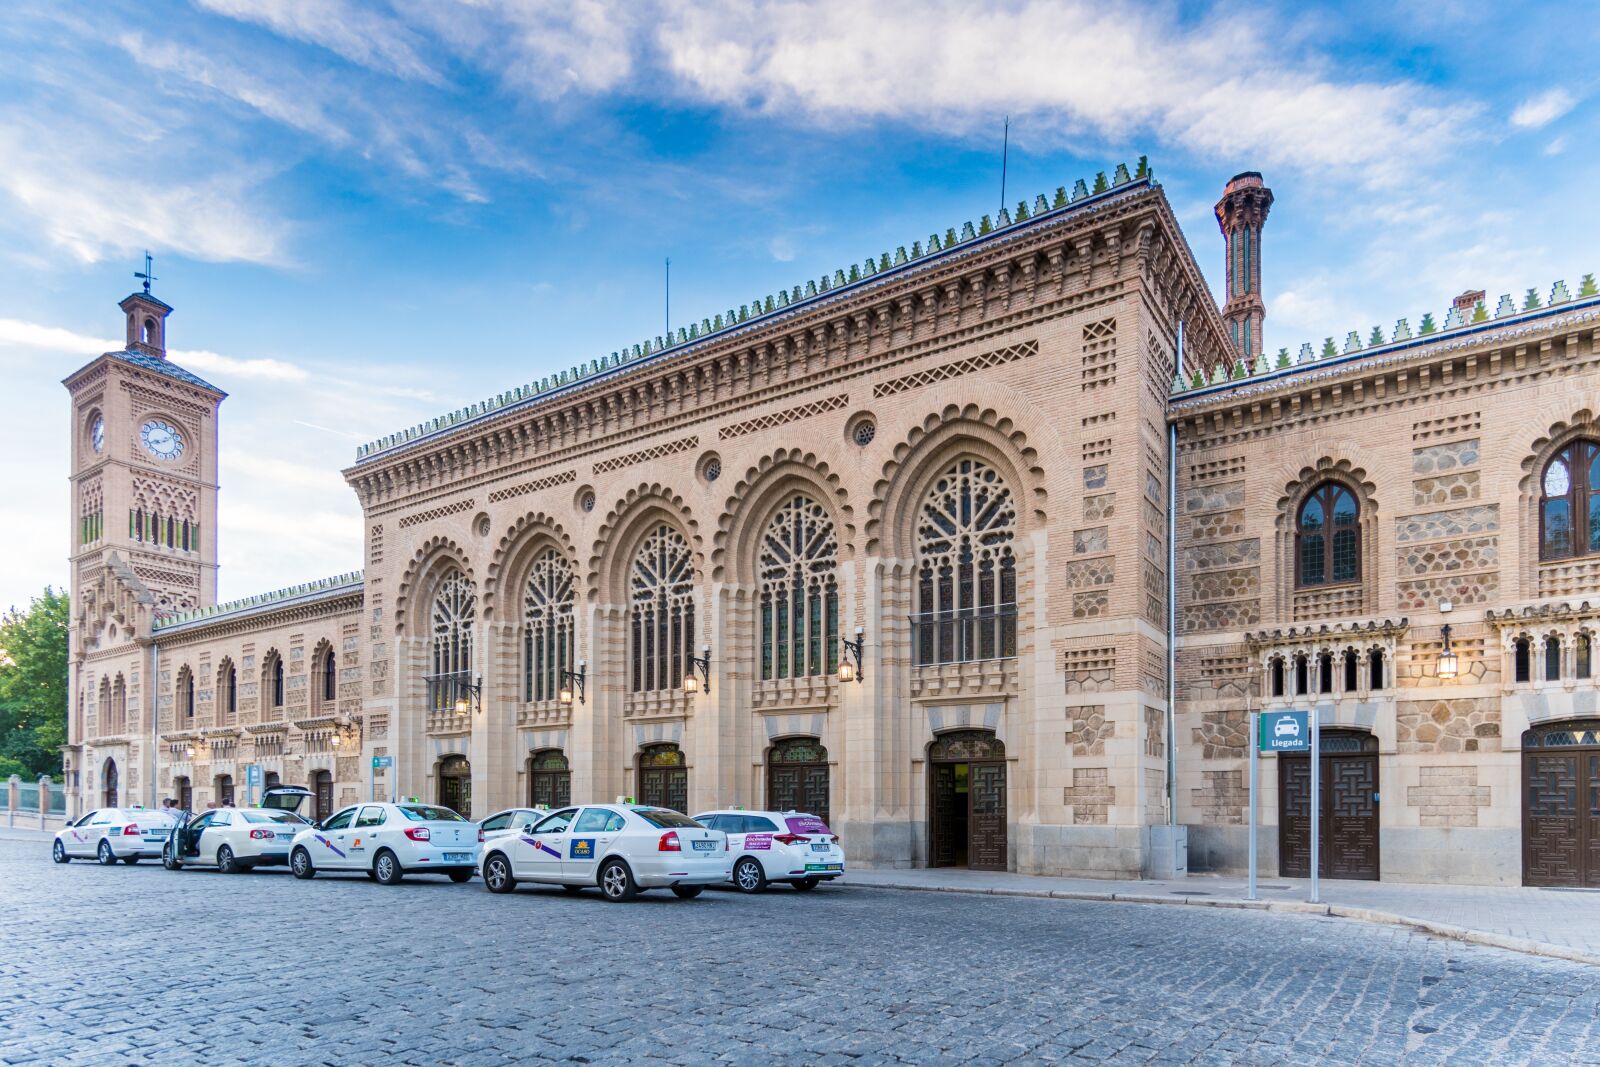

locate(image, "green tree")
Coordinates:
0 587 69 781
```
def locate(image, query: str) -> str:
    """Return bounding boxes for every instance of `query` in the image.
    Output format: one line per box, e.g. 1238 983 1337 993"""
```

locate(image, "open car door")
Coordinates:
163 810 200 868
261 786 314 815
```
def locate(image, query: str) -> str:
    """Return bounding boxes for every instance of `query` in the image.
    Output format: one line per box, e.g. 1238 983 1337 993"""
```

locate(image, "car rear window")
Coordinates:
399 805 465 822
632 808 703 829
785 815 832 836
241 810 306 825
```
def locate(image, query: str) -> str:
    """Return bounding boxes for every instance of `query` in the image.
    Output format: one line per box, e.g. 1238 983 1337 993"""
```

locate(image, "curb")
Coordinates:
848 879 1600 967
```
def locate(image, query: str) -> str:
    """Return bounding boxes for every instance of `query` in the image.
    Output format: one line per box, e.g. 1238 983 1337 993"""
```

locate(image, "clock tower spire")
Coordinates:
121 252 172 357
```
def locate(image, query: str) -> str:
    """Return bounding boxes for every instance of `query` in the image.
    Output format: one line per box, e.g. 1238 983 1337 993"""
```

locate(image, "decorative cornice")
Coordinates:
154 571 363 635
1246 617 1409 647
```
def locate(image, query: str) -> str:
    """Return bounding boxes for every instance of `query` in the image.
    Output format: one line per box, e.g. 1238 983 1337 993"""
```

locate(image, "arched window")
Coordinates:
1514 637 1532 683
1293 654 1309 696
219 660 236 723
322 647 337 704
429 571 476 711
914 457 1017 665
523 548 575 703
1579 635 1593 680
1296 483 1360 587
1540 440 1600 560
1546 636 1563 682
264 652 285 711
629 525 694 693
111 674 126 734
1318 651 1334 694
759 495 839 681
97 676 111 733
1368 649 1385 690
1269 656 1285 698
178 667 195 721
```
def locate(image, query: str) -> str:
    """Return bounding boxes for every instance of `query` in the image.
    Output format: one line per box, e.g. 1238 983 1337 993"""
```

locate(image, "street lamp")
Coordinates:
684 645 712 695
839 626 865 683
453 674 483 715
1437 624 1459 680
558 661 587 705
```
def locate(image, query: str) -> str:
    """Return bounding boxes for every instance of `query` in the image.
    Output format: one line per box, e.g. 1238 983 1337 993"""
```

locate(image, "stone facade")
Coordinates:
59 163 1600 888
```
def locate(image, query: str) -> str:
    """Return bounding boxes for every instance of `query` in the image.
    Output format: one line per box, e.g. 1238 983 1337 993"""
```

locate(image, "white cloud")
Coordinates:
1511 88 1576 130
194 0 444 85
0 316 310 382
769 235 796 262
169 349 310 383
0 318 116 355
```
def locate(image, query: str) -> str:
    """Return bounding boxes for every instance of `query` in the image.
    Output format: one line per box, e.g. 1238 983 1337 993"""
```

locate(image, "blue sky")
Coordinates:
1 0 1595 610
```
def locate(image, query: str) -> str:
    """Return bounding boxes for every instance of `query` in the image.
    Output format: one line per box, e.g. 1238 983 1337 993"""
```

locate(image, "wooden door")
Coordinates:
1278 731 1379 880
929 762 959 867
528 750 571 809
767 738 830 823
313 771 333 821
968 760 1008 871
637 744 688 812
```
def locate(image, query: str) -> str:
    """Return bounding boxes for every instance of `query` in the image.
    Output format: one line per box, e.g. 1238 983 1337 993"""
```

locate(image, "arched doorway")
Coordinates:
263 771 281 791
927 731 1007 871
1523 720 1600 886
102 758 119 808
767 737 830 823
1278 729 1379 880
637 744 687 812
438 755 472 818
311 770 333 821
215 774 235 807
174 776 192 811
527 749 570 809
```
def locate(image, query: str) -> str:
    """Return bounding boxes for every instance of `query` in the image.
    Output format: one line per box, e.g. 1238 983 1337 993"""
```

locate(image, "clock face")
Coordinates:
90 415 104 453
139 419 185 461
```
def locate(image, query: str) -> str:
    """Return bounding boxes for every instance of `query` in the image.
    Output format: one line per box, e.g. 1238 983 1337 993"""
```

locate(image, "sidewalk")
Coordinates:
846 865 1600 966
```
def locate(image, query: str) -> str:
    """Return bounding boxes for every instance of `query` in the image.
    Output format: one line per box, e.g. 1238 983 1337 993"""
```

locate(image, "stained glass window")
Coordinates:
429 571 476 710
1540 440 1600 560
523 548 575 702
1296 483 1359 587
629 526 694 693
759 496 838 681
914 458 1017 665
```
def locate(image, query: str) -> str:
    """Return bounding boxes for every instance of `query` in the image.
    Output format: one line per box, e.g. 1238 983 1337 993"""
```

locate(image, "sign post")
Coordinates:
370 755 393 803
246 763 262 807
1310 706 1321 905
1257 709 1311 902
1248 709 1258 901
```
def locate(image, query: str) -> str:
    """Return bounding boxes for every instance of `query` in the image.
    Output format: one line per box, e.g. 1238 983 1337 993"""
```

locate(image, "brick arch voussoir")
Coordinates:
484 512 577 622
1272 455 1378 533
868 402 1049 556
587 483 701 602
395 535 474 637
713 449 855 583
1520 407 1600 496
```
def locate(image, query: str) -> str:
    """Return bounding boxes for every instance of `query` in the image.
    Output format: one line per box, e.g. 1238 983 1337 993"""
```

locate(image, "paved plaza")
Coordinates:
2 837 1599 1065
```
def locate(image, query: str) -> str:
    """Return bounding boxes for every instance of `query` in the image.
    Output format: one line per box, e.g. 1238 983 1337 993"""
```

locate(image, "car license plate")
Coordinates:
691 840 717 852
805 863 843 872
442 852 473 862
810 842 830 852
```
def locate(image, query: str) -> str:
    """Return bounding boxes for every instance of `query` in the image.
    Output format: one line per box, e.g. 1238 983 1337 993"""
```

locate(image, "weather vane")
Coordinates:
135 251 157 295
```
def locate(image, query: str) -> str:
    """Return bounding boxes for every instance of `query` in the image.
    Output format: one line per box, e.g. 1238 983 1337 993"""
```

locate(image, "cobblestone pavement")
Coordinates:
3 838 1599 1066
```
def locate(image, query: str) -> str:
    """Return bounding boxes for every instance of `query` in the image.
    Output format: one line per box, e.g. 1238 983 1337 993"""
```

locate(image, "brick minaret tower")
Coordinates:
1215 171 1273 363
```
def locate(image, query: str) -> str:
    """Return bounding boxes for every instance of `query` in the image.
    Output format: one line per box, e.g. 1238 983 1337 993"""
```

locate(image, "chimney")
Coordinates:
1453 290 1486 316
1215 171 1273 363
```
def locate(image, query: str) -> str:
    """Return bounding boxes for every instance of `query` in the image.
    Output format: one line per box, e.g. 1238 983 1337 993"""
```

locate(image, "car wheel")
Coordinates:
373 849 404 886
97 840 117 866
483 854 516 894
122 856 139 865
217 845 238 874
733 857 768 894
599 859 638 902
447 869 473 884
561 884 585 895
290 847 316 880
671 885 703 900
162 844 182 871
52 840 70 864
791 877 821 891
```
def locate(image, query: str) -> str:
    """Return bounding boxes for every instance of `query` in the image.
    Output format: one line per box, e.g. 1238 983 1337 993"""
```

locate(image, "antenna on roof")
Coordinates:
998 116 1010 219
665 257 671 338
135 250 157 295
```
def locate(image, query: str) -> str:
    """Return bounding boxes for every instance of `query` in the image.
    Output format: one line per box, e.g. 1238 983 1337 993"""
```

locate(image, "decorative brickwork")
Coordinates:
1072 591 1107 619
1190 509 1245 541
718 394 848 439
591 435 698 475
1396 698 1501 753
1188 456 1246 483
1183 481 1245 513
1397 536 1498 577
1073 527 1108 554
1411 439 1480 475
1182 600 1260 633
398 498 476 529
1063 768 1113 824
1066 558 1114 588
1406 766 1492 827
1412 471 1481 506
1395 504 1499 543
1291 584 1365 621
1082 493 1115 521
1144 706 1165 758
1082 464 1108 489
1537 557 1600 599
1065 705 1112 756
1064 647 1115 693
487 469 577 503
1192 710 1247 759
1181 539 1260 571
1079 319 1117 392
872 339 1037 398
1190 567 1258 603
1412 412 1481 443
1397 572 1498 611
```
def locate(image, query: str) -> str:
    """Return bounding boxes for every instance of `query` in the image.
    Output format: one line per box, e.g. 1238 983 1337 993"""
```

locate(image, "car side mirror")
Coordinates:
312 821 323 831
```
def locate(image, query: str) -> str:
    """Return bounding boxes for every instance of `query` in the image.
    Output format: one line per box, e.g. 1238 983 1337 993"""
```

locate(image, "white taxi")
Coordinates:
692 810 845 892
289 802 481 885
476 807 543 845
479 804 728 901
52 807 177 866
162 787 315 873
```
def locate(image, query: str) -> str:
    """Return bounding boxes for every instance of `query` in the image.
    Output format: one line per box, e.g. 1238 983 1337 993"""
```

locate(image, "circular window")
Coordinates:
476 516 492 538
853 420 877 446
698 452 723 484
581 493 596 513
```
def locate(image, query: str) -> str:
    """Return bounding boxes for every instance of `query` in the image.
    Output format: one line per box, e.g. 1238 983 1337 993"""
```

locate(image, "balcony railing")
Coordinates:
912 607 1017 666
423 670 475 713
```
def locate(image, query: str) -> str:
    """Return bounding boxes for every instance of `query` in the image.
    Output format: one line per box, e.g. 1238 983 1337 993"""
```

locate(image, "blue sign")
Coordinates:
246 764 262 785
371 756 393 769
1260 710 1310 752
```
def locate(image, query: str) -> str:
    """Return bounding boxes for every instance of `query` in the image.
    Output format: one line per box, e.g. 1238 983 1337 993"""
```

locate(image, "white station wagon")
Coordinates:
163 787 316 873
53 807 177 866
289 802 481 885
480 804 728 901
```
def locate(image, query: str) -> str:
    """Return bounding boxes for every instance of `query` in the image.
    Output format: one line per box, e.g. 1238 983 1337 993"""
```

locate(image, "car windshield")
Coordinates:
398 805 465 822
241 810 306 825
632 808 703 829
784 815 832 835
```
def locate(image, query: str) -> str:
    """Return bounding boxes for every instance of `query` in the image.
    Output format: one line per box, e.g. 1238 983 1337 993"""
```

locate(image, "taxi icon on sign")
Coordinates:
1274 717 1300 738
